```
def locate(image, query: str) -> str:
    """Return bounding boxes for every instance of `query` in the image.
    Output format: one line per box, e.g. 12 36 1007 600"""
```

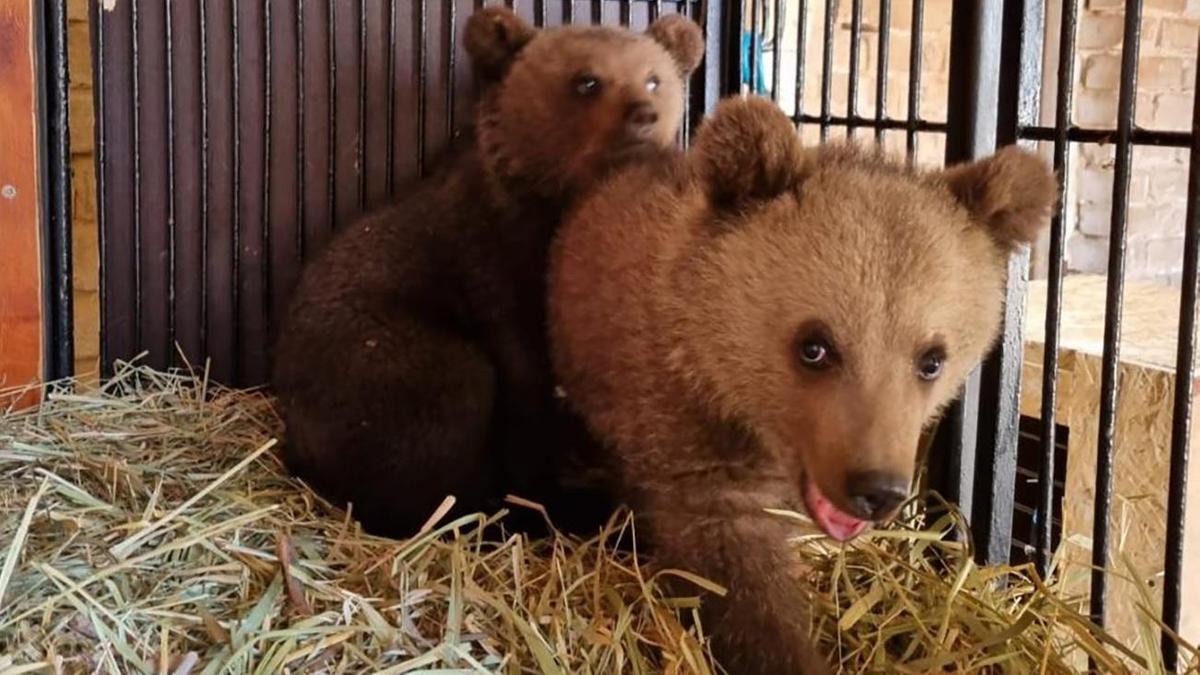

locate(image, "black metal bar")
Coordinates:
846 0 863 137
298 0 308 259
417 0 428 177
620 0 631 26
262 0 274 352
792 112 948 133
971 0 1045 568
166 0 178 367
565 0 575 24
90 0 108 376
232 0 242 382
747 0 758 95
593 0 603 25
934 0 1005 530
1090 0 1142 637
770 0 783 101
906 0 924 162
1018 124 1192 148
133 0 144 356
39 0 75 380
386 0 396 194
535 0 547 27
200 0 210 359
874 0 890 144
327 0 337 227
819 0 834 141
357 0 367 209
793 0 808 122
1160 32 1200 673
1036 0 1076 580
447 0 457 139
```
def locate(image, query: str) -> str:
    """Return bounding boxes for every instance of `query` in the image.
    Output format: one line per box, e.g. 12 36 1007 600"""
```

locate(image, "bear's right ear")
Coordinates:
690 96 807 212
465 7 536 82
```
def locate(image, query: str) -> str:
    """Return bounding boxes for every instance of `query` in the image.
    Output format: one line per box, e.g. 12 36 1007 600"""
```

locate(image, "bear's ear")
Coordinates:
690 96 808 212
939 146 1058 250
465 7 536 82
646 14 705 76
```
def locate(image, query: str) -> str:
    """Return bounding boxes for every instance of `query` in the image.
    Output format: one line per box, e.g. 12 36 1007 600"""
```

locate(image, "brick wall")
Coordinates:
1067 0 1194 285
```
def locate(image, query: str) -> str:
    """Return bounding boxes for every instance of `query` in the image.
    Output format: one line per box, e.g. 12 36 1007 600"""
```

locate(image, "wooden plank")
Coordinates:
0 2 45 408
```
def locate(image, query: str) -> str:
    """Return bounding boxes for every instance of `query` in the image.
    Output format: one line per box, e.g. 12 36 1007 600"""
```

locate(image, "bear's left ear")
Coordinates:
939 146 1058 250
465 7 536 82
646 14 705 76
690 95 809 213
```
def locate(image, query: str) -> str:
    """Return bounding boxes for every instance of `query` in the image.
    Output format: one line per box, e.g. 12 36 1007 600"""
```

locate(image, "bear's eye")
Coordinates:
796 336 835 371
574 74 601 96
916 347 946 381
646 75 660 92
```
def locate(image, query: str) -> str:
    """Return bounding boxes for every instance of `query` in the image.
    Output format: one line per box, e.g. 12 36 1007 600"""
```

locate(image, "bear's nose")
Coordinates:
626 102 659 129
844 471 909 521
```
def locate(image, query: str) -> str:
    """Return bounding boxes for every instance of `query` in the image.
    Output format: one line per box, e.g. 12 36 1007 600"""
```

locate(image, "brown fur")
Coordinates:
271 8 702 539
548 96 1057 673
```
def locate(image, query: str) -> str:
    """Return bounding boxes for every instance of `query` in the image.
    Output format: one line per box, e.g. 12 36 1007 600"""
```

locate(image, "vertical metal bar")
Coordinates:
974 0 1045 568
386 0 397 195
565 0 575 24
711 0 739 101
90 0 108 375
357 0 367 210
793 0 808 124
328 0 338 219
592 0 602 25
40 0 75 380
1036 0 1077 580
417 0 428 177
133 0 144 356
535 0 546 27
1089 0 1142 635
447 0 458 139
232 0 242 382
770 0 783 101
934 0 1005 534
906 0 924 162
747 0 759 95
262 0 274 347
873 0 890 145
819 0 834 141
166 0 178 366
846 0 863 137
620 0 631 26
200 0 210 357
298 0 308 259
1160 32 1200 673
649 0 662 22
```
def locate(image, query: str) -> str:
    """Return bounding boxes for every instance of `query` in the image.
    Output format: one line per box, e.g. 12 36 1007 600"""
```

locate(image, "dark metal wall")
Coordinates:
87 0 714 387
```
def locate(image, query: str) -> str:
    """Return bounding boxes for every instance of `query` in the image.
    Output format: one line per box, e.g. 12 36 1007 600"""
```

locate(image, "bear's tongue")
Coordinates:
802 476 869 542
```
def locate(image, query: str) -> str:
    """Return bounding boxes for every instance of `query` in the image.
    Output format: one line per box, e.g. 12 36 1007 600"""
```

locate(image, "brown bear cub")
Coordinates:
548 96 1057 673
272 8 704 538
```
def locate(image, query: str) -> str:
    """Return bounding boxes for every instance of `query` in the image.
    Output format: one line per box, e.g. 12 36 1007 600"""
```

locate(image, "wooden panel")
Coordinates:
0 2 44 408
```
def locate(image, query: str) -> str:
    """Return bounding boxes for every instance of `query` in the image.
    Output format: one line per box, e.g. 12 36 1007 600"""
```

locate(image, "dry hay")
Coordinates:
0 362 1196 674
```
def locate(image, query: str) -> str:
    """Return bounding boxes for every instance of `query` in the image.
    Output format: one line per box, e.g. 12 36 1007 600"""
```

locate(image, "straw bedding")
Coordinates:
0 362 1195 674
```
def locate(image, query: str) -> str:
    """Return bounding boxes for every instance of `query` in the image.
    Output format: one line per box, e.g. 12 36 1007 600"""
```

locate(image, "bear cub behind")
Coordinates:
272 8 703 538
548 96 1057 673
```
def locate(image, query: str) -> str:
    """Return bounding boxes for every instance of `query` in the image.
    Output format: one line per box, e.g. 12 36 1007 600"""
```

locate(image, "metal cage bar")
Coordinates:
1161 33 1200 672
1089 0 1143 634
38 0 75 382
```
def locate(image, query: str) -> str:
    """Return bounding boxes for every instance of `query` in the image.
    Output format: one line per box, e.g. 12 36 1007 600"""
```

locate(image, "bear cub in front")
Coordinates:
273 8 703 538
548 97 1057 673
